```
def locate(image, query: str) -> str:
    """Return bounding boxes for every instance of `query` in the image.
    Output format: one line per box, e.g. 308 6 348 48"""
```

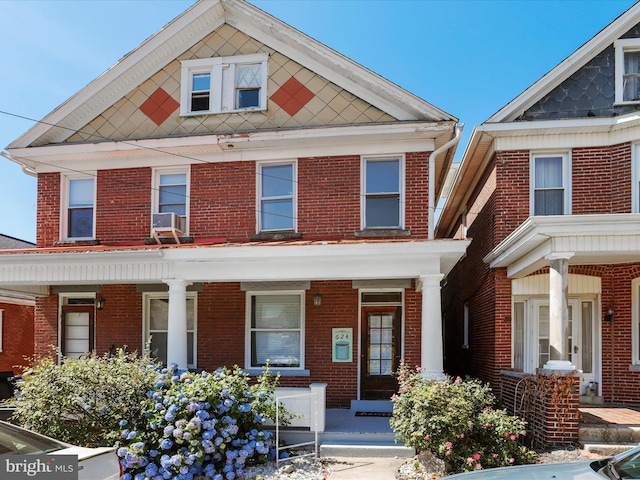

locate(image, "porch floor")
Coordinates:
579 404 640 455
325 408 394 434
579 404 640 425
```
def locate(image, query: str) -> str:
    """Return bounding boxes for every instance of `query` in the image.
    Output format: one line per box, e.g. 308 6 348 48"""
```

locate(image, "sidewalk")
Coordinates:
325 456 406 479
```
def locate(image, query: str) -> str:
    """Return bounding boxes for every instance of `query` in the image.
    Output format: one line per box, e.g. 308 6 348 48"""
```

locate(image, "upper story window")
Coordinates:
246 292 304 370
531 153 571 216
180 53 268 116
258 162 296 232
152 168 189 234
63 175 95 240
615 39 640 104
362 156 404 229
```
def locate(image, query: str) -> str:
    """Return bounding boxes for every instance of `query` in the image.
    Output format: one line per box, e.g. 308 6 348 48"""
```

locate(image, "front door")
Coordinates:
61 305 94 359
533 298 595 393
360 306 401 400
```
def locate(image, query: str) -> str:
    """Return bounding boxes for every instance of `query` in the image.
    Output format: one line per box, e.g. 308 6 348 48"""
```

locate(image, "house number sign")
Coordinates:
332 328 353 362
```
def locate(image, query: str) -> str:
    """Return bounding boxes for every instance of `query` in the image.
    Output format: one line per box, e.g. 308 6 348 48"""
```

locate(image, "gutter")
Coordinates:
0 152 36 177
428 123 463 239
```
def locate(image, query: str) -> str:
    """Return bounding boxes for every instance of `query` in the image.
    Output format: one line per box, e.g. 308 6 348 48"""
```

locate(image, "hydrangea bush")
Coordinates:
117 364 288 480
390 363 536 473
12 350 159 447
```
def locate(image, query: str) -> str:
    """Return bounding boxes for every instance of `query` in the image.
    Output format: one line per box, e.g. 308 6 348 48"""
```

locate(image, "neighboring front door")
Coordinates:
360 306 401 400
61 305 94 359
533 298 596 393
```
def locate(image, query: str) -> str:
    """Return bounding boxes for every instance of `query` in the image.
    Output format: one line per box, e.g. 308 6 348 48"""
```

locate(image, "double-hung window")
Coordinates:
145 294 196 368
63 176 95 240
531 153 571 216
246 292 304 370
615 39 640 104
153 168 188 233
362 157 404 229
180 53 268 115
258 162 296 232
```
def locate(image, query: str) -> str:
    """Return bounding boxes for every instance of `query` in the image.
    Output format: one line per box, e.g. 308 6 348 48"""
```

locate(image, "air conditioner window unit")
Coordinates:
152 212 186 243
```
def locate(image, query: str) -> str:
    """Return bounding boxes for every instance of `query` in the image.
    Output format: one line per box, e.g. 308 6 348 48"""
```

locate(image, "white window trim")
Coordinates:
256 160 297 233
632 278 640 365
151 166 190 233
142 292 198 369
180 53 268 116
245 290 306 372
360 155 406 230
529 151 572 216
614 38 640 105
61 173 96 241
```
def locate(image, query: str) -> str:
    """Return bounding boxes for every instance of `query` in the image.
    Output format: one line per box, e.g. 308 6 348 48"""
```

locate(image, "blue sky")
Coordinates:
0 0 636 243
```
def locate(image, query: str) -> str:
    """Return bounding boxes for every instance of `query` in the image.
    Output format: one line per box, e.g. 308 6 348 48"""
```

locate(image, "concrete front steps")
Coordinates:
277 400 414 458
580 423 640 456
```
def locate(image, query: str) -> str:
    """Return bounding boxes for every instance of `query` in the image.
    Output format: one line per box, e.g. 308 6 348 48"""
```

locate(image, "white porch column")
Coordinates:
544 254 574 371
164 279 191 370
418 274 446 379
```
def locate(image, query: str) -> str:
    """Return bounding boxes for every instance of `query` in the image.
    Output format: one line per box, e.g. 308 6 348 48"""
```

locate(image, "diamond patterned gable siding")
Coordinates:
66 25 395 143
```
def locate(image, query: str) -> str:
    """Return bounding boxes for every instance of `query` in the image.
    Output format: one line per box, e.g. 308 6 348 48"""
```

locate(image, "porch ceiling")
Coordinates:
0 239 470 290
484 214 640 278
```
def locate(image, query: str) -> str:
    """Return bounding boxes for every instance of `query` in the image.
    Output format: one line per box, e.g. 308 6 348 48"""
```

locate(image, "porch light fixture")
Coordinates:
95 296 106 311
313 292 323 308
605 306 614 322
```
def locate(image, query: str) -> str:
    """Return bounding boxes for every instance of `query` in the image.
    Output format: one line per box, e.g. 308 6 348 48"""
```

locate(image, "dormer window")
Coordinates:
615 39 640 104
180 53 268 115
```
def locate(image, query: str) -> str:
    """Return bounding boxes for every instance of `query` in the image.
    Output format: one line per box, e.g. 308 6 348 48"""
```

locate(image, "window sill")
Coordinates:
245 368 310 377
629 364 640 372
355 228 411 238
54 239 100 246
250 232 302 241
180 107 266 117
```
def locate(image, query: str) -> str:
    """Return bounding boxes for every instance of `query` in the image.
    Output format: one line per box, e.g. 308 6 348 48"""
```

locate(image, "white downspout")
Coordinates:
428 123 463 239
0 152 37 177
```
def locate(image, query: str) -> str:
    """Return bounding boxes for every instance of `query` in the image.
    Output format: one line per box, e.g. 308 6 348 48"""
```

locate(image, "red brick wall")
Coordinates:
37 173 61 247
96 168 151 243
95 285 143 355
33 293 59 360
0 302 34 373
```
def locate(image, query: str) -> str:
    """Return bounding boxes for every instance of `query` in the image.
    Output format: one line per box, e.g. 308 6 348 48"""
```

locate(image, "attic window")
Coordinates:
180 53 268 115
614 39 640 104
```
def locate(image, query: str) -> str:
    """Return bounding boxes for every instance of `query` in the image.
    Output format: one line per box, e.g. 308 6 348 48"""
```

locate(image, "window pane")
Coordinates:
261 199 293 230
160 173 187 186
513 302 525 370
535 157 563 188
262 165 293 197
534 190 563 215
366 160 399 194
159 173 187 215
150 332 168 365
366 196 400 227
68 208 93 238
192 73 210 91
237 65 261 88
582 302 593 374
69 179 94 207
238 89 260 108
624 51 640 102
253 295 300 329
150 299 169 330
251 331 300 367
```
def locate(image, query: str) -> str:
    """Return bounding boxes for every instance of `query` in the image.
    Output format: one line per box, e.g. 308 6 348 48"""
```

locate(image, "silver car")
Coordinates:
0 420 122 479
446 444 640 479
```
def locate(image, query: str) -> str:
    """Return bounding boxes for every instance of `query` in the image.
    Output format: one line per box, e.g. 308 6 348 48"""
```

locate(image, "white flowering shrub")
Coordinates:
117 364 288 480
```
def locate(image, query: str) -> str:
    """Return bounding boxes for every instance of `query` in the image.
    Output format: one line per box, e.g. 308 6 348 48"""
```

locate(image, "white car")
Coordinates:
0 420 122 479
446 444 640 479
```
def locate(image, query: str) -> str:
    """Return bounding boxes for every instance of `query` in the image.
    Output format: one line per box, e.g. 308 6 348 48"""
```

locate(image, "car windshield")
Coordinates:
0 422 65 455
611 447 640 478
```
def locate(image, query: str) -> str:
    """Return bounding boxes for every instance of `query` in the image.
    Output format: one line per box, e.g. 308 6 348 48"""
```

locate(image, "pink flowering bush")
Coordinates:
390 363 535 473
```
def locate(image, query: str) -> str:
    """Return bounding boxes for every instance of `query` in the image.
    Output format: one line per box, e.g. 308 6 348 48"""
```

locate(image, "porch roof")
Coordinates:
484 213 640 278
0 238 470 294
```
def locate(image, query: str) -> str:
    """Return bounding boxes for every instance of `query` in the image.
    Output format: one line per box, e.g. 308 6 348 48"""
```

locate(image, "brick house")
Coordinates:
0 234 35 381
1 0 468 409
438 3 640 446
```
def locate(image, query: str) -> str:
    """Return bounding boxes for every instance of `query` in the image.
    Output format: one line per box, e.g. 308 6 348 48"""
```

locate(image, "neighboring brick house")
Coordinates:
0 234 35 377
438 3 640 446
0 0 468 409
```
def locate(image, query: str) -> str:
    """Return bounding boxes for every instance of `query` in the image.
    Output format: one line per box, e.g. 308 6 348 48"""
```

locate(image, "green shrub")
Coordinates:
12 350 159 447
116 364 288 480
390 363 536 473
